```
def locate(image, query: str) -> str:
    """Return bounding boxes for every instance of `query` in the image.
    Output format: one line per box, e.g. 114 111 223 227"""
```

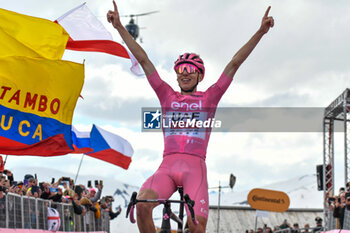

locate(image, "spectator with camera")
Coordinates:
27 177 42 198
100 195 122 220
40 182 52 199
333 192 346 229
71 182 97 216
62 178 75 197
88 180 103 203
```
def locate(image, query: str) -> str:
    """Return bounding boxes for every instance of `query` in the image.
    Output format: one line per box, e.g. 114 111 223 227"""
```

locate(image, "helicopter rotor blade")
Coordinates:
120 11 159 18
120 14 133 17
134 11 159 17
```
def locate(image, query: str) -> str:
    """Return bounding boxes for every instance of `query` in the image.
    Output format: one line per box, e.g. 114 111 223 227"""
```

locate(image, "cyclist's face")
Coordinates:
176 69 203 93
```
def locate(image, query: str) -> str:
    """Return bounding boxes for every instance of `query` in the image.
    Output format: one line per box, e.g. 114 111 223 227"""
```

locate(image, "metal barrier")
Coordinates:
0 193 110 233
273 227 324 233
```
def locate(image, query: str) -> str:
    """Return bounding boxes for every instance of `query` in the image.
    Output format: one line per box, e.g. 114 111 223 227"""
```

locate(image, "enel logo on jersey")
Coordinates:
170 100 202 111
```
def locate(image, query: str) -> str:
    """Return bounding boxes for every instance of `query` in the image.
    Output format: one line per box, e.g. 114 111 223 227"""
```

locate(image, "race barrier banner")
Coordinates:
0 229 106 233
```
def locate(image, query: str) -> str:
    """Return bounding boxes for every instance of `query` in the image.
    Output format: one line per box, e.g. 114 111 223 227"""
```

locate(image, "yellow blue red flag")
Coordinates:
0 8 69 60
0 56 84 155
0 7 84 155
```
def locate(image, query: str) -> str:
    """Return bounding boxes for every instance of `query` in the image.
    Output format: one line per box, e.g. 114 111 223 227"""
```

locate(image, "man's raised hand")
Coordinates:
107 0 122 29
260 6 274 34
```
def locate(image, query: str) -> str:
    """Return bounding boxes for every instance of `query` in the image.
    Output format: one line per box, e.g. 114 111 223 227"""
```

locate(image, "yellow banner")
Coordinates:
247 188 290 212
0 8 69 60
0 56 84 125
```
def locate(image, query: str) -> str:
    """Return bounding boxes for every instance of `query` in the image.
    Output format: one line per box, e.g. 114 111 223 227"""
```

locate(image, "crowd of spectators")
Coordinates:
0 168 121 221
246 217 323 233
326 183 350 229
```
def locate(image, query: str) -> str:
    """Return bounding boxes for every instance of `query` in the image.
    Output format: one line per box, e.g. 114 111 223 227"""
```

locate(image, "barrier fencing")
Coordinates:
0 192 110 232
273 227 323 233
272 209 350 233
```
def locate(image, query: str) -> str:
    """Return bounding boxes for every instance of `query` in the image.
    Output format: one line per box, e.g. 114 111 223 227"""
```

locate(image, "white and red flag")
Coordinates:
56 3 143 76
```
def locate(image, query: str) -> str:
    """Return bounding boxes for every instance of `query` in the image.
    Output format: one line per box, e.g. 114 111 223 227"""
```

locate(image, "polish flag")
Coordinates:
56 3 143 76
72 125 133 169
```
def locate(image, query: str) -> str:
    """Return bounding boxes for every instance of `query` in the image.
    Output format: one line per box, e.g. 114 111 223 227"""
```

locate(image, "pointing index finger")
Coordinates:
113 0 118 12
264 6 271 18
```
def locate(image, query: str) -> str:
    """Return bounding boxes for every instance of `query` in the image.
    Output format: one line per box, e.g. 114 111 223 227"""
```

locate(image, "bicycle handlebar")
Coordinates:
126 191 198 225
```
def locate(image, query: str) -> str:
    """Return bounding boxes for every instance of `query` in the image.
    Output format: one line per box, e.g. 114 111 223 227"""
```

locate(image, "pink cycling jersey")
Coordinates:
147 70 232 160
141 70 232 219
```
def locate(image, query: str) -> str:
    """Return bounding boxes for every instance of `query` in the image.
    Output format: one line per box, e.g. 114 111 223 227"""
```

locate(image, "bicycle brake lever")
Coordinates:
126 191 138 222
184 194 198 225
129 205 136 223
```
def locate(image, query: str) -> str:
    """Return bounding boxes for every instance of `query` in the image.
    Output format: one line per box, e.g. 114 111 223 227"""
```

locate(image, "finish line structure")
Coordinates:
323 88 350 230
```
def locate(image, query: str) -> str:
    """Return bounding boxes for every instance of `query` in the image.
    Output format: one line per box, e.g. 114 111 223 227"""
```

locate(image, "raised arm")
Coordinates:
107 1 156 77
223 6 274 78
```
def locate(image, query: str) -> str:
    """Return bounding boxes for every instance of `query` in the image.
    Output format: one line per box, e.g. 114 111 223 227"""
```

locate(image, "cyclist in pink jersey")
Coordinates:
107 2 274 233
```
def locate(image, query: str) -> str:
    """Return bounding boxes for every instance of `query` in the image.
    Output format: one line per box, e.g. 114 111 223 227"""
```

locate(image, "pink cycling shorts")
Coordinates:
140 153 209 219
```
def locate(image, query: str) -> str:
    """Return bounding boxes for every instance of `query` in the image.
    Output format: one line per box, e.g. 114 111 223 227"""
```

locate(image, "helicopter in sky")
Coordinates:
121 11 159 42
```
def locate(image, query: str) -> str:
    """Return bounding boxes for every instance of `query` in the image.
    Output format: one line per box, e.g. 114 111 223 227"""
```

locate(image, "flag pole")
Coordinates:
4 154 8 165
74 154 85 184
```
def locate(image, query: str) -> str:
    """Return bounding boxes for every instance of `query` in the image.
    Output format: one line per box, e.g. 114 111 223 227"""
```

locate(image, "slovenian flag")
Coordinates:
56 3 143 76
72 125 133 169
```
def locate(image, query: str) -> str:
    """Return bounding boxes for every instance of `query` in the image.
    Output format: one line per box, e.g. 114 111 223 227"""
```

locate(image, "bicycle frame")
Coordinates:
126 187 197 233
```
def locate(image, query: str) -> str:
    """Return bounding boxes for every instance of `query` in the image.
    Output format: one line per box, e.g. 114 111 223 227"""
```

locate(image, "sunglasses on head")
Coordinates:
175 63 200 74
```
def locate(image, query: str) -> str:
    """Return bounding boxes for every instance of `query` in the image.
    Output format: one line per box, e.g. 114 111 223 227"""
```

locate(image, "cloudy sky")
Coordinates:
2 0 350 195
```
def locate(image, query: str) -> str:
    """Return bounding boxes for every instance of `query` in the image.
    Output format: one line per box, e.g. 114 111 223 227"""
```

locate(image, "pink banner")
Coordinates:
0 229 105 233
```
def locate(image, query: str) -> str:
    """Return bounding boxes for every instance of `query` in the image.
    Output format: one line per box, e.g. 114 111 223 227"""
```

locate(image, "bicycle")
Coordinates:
126 186 198 233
